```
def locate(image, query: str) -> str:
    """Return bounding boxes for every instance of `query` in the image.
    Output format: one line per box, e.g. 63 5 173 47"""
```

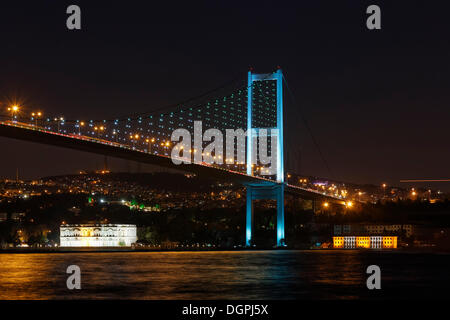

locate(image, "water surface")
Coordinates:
0 250 449 299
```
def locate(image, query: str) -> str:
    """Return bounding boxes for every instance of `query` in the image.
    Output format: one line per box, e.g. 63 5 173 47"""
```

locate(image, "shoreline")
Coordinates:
0 247 447 254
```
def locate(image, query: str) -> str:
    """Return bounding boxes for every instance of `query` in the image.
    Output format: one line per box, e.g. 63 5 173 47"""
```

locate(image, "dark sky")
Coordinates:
0 1 449 190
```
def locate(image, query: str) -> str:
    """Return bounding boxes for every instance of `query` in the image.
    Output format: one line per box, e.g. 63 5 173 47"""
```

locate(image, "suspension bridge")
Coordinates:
0 68 347 247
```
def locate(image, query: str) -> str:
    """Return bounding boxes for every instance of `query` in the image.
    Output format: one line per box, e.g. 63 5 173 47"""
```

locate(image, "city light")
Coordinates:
7 105 20 120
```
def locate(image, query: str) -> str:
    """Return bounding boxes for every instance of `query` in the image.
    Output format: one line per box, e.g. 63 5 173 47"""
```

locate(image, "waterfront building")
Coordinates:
334 224 413 238
60 224 137 247
333 236 397 249
364 224 413 237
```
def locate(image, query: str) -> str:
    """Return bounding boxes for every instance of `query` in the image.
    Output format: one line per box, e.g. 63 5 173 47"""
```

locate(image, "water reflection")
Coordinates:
0 250 449 299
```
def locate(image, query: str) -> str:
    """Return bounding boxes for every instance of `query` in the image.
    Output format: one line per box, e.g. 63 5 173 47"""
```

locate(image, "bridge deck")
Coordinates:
0 121 342 202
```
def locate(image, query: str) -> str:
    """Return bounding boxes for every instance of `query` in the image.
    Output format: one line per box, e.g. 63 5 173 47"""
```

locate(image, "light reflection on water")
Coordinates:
0 250 449 300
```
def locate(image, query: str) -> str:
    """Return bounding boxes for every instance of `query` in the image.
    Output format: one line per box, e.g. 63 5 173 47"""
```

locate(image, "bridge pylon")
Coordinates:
245 68 285 247
245 183 285 247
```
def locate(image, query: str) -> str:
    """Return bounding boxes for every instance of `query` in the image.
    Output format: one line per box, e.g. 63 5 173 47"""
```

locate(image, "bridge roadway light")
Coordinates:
130 134 139 148
8 105 19 121
78 121 85 135
145 138 153 153
94 126 105 137
54 117 64 132
31 111 42 126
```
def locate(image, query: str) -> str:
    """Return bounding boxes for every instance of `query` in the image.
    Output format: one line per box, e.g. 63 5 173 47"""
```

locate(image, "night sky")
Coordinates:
0 1 449 190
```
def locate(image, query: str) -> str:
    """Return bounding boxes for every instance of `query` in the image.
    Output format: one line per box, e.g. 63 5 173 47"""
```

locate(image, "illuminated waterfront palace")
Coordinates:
60 224 137 247
333 236 398 249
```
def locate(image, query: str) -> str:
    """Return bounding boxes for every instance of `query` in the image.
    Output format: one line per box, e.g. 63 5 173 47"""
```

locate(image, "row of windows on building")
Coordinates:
333 236 398 249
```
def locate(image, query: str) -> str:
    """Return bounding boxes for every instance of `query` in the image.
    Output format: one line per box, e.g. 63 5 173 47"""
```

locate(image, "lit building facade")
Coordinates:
60 224 137 247
333 236 397 249
334 224 413 237
364 225 413 238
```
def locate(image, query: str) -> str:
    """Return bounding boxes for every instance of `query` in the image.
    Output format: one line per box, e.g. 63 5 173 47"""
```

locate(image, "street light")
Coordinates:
145 138 154 153
130 134 139 148
94 125 105 137
382 183 387 198
54 117 64 132
112 130 118 142
8 105 19 121
31 112 42 126
78 121 85 135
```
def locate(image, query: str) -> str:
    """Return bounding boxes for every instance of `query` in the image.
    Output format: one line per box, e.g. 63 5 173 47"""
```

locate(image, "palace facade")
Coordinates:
60 224 137 247
333 236 397 249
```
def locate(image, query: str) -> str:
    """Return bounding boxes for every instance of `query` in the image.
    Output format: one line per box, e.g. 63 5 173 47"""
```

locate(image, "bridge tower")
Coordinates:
245 68 285 247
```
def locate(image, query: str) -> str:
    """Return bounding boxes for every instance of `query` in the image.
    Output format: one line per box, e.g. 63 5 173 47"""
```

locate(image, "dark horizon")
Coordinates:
1 1 449 191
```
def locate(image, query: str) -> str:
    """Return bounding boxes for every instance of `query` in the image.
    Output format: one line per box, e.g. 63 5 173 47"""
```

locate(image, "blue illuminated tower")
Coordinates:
245 68 285 247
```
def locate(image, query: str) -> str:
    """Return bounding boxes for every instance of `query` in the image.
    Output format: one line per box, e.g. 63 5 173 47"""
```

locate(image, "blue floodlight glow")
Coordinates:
245 69 285 247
